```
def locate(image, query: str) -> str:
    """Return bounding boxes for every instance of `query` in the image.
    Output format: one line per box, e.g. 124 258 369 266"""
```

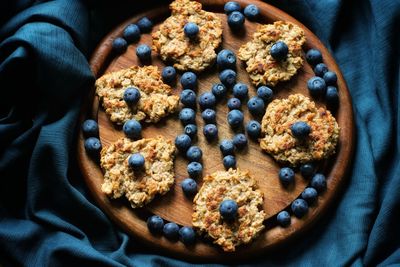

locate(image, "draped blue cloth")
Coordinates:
1 0 399 266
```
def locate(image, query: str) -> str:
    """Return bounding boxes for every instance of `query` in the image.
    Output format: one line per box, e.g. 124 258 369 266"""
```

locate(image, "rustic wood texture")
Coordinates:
77 0 354 262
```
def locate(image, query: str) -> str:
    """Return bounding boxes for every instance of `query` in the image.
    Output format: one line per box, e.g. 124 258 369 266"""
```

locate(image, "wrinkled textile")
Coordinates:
0 0 399 266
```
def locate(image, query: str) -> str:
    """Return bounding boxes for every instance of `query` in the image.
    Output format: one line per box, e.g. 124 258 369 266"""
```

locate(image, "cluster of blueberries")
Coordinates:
224 1 260 28
82 119 102 156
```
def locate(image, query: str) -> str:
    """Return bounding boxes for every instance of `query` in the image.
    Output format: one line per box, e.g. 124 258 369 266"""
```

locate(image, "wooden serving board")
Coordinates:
77 0 354 262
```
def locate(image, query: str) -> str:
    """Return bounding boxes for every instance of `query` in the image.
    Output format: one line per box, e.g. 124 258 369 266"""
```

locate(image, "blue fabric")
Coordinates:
1 0 399 266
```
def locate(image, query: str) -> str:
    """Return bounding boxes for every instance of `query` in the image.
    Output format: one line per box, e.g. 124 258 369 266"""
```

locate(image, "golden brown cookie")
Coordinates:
95 65 179 125
260 94 340 166
192 169 265 252
152 0 222 72
100 136 176 208
238 21 306 86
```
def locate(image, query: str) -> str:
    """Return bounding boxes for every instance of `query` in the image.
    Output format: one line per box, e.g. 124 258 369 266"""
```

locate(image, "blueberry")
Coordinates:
227 110 244 128
277 211 291 227
227 98 241 110
246 120 261 139
180 89 197 107
82 119 99 138
162 66 177 83
136 44 151 62
201 109 216 123
186 146 202 162
300 163 315 179
123 87 141 105
224 1 241 14
147 215 164 234
219 69 237 87
228 11 245 28
257 86 273 103
326 86 339 107
179 226 196 245
137 16 153 33
84 137 102 155
163 222 180 240
180 72 197 89
323 71 337 85
247 96 265 116
270 41 288 61
181 178 198 196
219 199 238 220
301 187 318 204
306 49 323 65
128 153 145 170
187 161 203 178
203 124 218 140
123 119 142 140
123 24 140 43
291 199 309 218
175 134 192 152
311 173 327 192
314 63 328 77
184 124 197 139
211 83 227 99
232 83 248 99
279 167 295 185
199 92 216 110
243 4 260 20
232 133 248 149
223 155 236 169
112 37 127 54
179 108 196 125
291 121 311 139
184 22 199 38
217 49 236 70
307 76 326 96
219 139 235 156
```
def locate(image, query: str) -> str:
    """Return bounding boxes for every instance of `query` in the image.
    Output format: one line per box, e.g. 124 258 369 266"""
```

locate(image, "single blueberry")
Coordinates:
217 49 236 70
123 119 142 140
175 134 192 152
307 76 326 96
162 66 177 83
181 178 198 196
84 137 102 155
227 97 241 110
228 11 245 28
219 199 238 220
137 16 153 33
82 119 99 138
232 133 248 150
277 210 291 227
201 109 216 123
123 24 140 43
270 41 289 61
279 167 295 185
301 187 318 204
179 226 196 245
128 153 145 170
243 4 260 20
136 44 151 62
163 222 180 240
184 124 197 139
233 83 248 99
223 155 236 170
219 139 235 156
187 161 203 178
326 86 339 107
291 121 311 139
224 1 241 14
123 87 141 105
323 71 337 85
147 215 164 234
257 86 273 103
311 173 327 192
179 108 196 125
198 92 216 110
219 69 237 87
246 120 261 139
180 72 197 89
247 96 265 116
203 124 218 141
306 49 323 65
112 37 127 54
314 63 328 77
184 22 199 38
300 163 315 179
180 89 197 107
211 83 227 99
291 199 309 218
186 146 202 162
227 109 244 128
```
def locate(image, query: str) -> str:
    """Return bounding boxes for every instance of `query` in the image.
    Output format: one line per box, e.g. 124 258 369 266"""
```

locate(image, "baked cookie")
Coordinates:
100 136 176 208
238 21 306 86
192 169 265 252
96 65 179 125
260 94 340 166
152 0 222 72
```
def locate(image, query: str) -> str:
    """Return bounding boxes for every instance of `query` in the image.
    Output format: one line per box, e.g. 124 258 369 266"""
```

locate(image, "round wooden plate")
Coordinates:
78 0 354 262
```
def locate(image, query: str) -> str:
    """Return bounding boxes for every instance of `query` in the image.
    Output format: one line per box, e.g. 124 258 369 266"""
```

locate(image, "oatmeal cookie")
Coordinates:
100 136 176 208
152 0 222 72
96 65 179 125
260 94 340 166
192 169 265 252
238 21 306 86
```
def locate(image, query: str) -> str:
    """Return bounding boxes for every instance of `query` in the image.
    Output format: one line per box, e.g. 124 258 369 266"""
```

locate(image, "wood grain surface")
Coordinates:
77 0 354 262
